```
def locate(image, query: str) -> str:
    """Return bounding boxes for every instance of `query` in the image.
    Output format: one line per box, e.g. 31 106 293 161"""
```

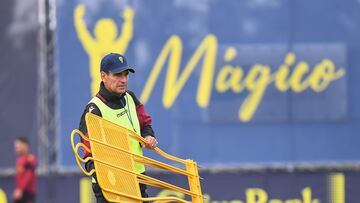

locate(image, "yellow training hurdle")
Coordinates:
71 113 203 203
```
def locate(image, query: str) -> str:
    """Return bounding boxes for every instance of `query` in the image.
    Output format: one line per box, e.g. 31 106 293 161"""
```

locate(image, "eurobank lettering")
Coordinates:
140 35 345 122
0 172 349 203
158 187 320 203
153 173 345 203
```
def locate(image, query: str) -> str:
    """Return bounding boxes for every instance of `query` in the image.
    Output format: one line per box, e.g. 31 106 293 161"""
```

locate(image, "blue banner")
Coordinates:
57 0 360 168
0 170 359 202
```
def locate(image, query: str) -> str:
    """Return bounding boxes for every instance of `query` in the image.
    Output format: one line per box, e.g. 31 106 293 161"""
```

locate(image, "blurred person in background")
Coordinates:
13 137 37 203
78 53 158 202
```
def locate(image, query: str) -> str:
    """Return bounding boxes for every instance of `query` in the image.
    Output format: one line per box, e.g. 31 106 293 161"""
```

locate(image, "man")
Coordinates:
13 137 37 203
79 53 158 202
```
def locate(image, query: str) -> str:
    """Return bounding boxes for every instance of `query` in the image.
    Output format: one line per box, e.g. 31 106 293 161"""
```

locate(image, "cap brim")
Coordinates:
110 66 135 74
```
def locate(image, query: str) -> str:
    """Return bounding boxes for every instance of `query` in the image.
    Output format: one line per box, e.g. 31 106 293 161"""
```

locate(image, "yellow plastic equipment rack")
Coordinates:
71 113 203 203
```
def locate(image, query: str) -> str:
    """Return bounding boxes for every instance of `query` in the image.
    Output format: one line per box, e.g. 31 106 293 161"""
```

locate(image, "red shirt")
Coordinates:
15 154 37 194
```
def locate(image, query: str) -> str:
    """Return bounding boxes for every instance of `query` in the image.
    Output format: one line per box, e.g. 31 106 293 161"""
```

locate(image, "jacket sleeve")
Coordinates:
78 103 102 157
127 91 155 138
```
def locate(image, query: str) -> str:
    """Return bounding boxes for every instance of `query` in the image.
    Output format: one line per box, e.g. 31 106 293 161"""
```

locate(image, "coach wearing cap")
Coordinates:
78 53 158 202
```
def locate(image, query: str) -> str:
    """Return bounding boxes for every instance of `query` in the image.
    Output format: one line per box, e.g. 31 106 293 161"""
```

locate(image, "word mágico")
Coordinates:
141 35 345 122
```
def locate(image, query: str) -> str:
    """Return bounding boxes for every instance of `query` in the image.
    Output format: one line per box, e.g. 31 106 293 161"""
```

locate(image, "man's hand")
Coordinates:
75 4 86 18
143 136 158 149
123 6 134 20
13 188 23 200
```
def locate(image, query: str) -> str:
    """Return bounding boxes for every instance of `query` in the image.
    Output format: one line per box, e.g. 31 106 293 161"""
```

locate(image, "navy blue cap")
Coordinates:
100 53 135 73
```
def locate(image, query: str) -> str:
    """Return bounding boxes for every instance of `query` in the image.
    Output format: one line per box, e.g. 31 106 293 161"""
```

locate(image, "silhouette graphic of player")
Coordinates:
74 4 134 95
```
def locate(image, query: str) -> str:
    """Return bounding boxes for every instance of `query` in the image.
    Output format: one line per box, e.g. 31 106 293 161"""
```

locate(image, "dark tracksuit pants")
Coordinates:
85 161 148 203
13 192 35 203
